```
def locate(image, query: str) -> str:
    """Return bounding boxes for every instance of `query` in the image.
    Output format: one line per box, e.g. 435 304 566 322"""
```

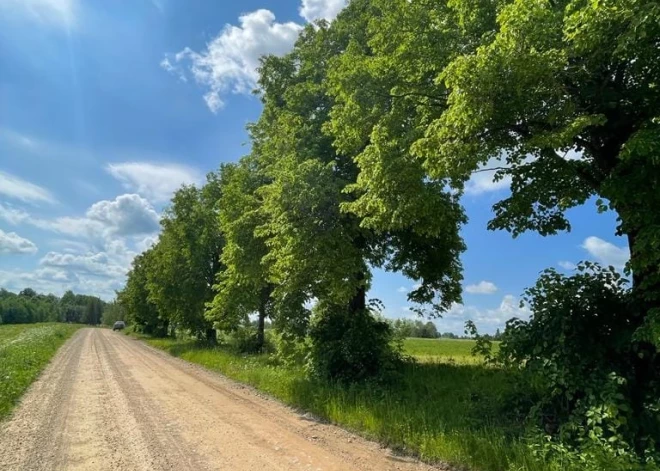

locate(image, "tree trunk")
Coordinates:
624 229 660 452
206 328 217 344
256 285 273 353
348 272 366 315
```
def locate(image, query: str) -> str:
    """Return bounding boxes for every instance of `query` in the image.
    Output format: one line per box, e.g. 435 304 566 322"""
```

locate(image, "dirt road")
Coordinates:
0 328 447 471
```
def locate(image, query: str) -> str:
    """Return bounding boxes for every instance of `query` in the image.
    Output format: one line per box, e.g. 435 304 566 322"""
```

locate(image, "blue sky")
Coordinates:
0 0 630 333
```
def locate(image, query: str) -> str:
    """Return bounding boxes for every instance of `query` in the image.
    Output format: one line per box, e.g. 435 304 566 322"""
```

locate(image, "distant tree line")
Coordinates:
390 318 502 340
0 288 113 326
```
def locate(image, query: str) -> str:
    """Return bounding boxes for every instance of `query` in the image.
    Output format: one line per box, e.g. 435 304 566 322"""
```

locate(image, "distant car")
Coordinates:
113 321 126 331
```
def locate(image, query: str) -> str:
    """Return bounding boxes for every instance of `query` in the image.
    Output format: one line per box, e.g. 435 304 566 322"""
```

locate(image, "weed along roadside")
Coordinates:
0 323 82 420
128 330 565 471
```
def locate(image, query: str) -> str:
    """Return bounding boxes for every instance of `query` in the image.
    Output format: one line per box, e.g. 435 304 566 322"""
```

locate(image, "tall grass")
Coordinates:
0 323 81 420
137 334 571 471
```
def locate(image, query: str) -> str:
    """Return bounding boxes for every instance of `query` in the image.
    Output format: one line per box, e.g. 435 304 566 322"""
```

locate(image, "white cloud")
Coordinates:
582 236 629 270
33 267 74 282
0 267 122 300
0 229 38 255
85 194 160 236
40 251 126 279
106 162 202 203
465 281 498 295
435 295 530 335
0 0 76 27
163 9 302 112
135 234 159 253
299 0 347 22
0 170 56 204
397 286 408 294
0 202 31 225
0 195 159 241
558 260 577 271
464 162 511 195
159 58 187 82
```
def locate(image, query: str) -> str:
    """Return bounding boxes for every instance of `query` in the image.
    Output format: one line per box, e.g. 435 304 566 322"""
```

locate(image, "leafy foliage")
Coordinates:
146 176 223 340
307 302 402 382
118 250 169 337
207 159 274 350
491 264 660 468
0 288 106 325
118 173 224 340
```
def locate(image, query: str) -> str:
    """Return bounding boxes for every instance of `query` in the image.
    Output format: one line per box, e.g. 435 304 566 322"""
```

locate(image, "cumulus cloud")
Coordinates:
33 267 75 282
0 170 56 204
397 286 408 294
0 267 122 300
85 194 160 236
163 9 302 112
0 195 159 242
0 229 38 255
432 295 530 335
19 235 140 299
106 162 202 203
582 236 629 270
40 251 126 279
465 281 498 295
300 0 347 22
40 194 160 240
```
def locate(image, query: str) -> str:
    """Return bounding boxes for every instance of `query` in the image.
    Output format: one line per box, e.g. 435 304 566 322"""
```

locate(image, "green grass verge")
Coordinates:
0 323 82 420
131 332 572 471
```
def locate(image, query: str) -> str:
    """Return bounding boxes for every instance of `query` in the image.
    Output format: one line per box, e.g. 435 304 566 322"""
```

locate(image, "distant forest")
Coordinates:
0 288 124 326
389 318 502 341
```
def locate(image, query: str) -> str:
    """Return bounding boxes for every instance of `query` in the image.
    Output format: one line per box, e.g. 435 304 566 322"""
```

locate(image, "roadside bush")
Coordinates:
270 330 309 366
494 263 660 468
307 304 402 382
225 324 275 354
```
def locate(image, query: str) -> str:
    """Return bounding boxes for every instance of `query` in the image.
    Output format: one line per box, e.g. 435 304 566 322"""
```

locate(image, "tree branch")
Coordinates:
472 166 508 174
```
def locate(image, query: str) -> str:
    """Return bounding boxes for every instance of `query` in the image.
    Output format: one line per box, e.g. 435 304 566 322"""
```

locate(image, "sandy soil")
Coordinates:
0 328 450 471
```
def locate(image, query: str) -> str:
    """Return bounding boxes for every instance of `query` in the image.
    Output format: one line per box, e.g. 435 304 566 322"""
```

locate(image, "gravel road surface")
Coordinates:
0 328 447 471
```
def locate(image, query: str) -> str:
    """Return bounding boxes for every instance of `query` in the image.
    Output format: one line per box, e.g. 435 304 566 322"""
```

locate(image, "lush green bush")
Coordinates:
308 305 402 382
222 324 274 354
493 263 660 469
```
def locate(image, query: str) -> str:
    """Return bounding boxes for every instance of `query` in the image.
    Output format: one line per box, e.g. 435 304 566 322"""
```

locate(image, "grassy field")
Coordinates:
133 333 568 471
402 338 499 364
0 323 81 420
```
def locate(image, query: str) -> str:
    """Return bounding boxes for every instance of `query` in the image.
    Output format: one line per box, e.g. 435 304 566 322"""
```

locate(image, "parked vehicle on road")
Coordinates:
112 321 126 332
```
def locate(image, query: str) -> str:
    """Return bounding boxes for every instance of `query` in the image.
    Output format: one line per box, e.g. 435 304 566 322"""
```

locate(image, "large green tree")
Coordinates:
330 0 659 305
327 0 660 455
248 8 465 378
146 175 224 341
207 160 274 351
118 250 168 336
